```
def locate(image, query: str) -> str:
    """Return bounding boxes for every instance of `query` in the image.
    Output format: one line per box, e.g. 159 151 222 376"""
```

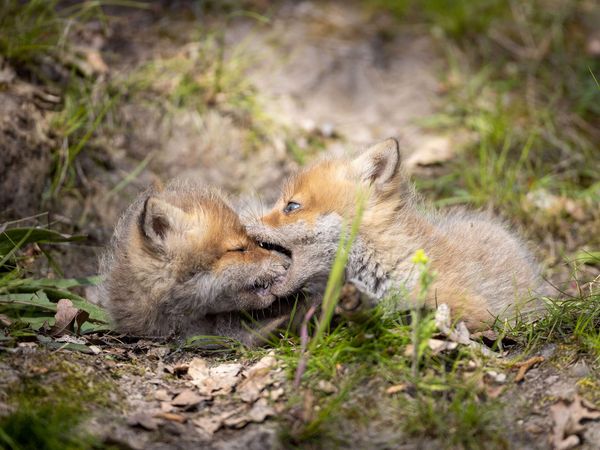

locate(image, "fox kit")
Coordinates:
250 139 547 330
100 179 291 344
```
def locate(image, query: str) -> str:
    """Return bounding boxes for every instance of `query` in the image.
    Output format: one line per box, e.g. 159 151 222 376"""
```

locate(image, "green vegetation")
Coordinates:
0 227 110 342
0 357 114 450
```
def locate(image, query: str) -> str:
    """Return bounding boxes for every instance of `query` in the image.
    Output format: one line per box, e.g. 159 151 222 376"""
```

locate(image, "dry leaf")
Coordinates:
434 304 495 356
223 398 274 428
269 387 285 401
188 358 242 396
160 402 175 413
127 412 159 431
195 405 247 435
550 395 600 450
153 412 186 423
170 389 206 408
237 356 277 403
155 389 172 402
194 416 223 435
51 299 82 336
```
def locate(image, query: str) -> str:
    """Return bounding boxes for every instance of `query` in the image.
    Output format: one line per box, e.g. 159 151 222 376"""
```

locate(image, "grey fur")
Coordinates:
99 178 290 345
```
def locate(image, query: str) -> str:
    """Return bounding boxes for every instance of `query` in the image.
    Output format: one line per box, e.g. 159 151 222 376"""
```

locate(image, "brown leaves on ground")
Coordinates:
50 299 89 336
188 358 242 396
128 354 283 437
550 395 600 450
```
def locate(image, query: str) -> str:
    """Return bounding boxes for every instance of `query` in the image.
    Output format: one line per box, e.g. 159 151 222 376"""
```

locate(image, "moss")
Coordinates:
0 353 117 450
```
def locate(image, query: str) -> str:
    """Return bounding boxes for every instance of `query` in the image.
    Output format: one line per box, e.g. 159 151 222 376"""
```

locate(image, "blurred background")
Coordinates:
0 0 598 284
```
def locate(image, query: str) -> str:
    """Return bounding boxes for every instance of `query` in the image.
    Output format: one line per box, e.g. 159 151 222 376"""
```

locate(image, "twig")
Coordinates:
513 355 544 383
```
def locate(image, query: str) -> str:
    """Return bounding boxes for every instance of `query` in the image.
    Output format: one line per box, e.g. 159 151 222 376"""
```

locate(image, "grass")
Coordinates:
49 78 119 198
0 226 110 340
266 233 508 447
123 20 275 150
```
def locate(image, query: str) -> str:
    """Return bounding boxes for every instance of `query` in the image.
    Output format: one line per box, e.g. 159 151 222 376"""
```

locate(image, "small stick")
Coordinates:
513 356 544 383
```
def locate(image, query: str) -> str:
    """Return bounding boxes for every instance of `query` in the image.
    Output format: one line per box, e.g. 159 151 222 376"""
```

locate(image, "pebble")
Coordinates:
569 361 590 378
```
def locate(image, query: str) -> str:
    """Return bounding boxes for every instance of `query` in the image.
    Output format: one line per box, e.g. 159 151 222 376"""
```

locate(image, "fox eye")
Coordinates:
228 247 247 253
283 201 301 214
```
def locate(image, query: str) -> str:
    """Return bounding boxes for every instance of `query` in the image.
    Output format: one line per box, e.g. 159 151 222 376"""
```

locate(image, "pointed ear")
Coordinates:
139 197 188 246
351 138 401 188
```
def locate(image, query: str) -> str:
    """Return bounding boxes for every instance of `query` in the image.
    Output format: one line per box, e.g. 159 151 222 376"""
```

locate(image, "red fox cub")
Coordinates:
250 139 547 330
100 179 291 344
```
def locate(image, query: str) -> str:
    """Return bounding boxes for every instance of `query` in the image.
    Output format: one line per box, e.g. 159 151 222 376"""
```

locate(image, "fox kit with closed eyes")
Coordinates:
250 139 547 330
100 179 292 345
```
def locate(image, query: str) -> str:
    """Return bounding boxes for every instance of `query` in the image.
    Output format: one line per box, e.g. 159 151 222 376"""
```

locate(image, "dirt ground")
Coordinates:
1 1 599 449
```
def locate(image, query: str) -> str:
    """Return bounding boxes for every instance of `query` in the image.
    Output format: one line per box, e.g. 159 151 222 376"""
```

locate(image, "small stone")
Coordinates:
540 344 557 359
317 380 337 394
569 361 590 378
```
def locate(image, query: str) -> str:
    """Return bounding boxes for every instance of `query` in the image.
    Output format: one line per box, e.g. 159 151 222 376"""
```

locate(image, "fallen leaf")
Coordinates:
127 412 159 431
223 398 274 428
155 389 172 402
434 304 495 356
51 299 88 336
193 416 223 435
550 395 600 450
237 356 277 402
269 387 285 401
160 402 175 413
170 389 206 408
195 405 247 435
153 412 186 424
188 358 242 396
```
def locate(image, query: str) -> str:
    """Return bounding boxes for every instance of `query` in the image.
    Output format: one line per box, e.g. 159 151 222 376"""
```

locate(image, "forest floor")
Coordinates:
1 1 599 449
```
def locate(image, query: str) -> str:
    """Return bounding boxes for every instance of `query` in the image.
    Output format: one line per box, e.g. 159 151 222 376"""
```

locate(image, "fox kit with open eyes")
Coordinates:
100 179 291 344
250 139 547 330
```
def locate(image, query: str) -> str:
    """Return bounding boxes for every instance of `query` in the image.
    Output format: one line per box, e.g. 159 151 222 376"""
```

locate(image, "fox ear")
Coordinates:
352 138 400 188
140 197 188 246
